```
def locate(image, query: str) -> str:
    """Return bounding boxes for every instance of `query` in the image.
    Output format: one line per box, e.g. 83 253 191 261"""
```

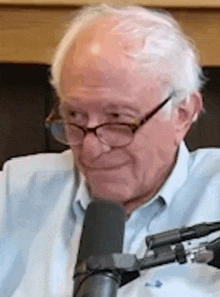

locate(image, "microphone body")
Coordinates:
145 222 220 249
74 271 119 297
73 200 126 297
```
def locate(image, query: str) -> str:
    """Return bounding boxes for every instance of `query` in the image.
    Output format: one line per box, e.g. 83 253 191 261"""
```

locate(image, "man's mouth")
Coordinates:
81 162 130 171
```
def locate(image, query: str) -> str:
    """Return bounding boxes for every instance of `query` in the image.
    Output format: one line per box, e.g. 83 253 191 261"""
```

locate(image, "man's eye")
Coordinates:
108 113 134 121
68 110 80 117
109 113 120 119
66 110 86 122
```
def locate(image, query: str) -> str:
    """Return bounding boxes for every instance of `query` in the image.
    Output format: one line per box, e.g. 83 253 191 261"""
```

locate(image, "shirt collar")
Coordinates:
157 141 190 207
72 167 91 218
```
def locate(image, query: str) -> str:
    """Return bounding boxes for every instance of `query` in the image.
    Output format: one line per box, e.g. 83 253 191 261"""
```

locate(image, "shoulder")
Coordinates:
2 149 74 173
1 149 77 197
166 146 220 226
188 146 220 177
186 147 220 216
0 150 80 235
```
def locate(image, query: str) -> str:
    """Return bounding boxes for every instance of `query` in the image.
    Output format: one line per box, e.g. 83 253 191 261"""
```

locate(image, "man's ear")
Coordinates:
172 92 203 145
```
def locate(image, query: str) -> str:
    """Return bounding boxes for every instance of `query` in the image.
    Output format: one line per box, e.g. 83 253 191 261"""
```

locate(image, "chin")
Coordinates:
88 181 134 204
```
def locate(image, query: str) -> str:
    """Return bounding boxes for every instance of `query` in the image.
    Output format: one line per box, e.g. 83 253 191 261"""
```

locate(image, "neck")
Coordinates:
123 149 179 216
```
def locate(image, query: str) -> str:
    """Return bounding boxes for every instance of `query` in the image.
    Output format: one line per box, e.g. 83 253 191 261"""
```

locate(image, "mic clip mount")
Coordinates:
74 243 188 287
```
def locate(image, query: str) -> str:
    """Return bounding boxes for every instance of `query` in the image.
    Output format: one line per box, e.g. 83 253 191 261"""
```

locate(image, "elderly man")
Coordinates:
1 4 220 297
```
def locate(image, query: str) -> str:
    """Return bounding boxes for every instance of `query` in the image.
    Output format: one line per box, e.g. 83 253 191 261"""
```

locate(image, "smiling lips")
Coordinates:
81 162 130 171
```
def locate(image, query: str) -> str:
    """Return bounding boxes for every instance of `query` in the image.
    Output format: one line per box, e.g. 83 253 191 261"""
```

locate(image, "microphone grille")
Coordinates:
77 200 126 264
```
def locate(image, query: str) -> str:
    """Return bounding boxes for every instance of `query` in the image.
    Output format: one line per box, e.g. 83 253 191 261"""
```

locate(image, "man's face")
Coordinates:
60 19 179 213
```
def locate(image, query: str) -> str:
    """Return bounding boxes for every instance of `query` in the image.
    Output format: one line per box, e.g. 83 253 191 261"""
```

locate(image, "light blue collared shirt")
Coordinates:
1 142 220 296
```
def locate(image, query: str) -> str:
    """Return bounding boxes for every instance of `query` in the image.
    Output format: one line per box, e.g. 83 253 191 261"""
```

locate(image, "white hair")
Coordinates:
49 4 206 119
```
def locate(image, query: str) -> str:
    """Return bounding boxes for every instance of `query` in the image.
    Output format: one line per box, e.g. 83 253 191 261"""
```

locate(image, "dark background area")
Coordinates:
0 63 219 169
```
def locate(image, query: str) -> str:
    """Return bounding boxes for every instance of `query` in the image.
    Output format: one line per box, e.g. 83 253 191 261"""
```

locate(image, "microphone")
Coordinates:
73 199 126 297
0 236 25 297
145 222 220 249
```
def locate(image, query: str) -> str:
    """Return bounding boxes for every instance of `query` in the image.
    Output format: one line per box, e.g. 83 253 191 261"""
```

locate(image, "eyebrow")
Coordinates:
60 100 141 114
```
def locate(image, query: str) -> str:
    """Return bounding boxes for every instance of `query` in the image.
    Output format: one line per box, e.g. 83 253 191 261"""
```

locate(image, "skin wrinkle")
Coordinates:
120 120 177 213
60 17 203 215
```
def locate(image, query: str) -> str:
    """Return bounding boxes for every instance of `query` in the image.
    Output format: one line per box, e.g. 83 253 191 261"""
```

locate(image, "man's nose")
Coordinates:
81 131 111 161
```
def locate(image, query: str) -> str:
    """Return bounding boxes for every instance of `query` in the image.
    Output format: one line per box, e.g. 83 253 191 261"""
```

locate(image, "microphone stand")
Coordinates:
73 221 220 296
73 241 215 296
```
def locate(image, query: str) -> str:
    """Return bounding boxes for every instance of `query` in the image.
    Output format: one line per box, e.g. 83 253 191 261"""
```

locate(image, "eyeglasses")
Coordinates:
45 93 173 148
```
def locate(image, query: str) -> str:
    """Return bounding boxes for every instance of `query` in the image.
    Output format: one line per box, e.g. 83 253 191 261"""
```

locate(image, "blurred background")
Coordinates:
0 0 220 169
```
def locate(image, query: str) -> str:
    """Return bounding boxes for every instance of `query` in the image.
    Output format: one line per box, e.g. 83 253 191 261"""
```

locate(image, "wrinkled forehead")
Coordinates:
62 16 144 72
60 16 172 103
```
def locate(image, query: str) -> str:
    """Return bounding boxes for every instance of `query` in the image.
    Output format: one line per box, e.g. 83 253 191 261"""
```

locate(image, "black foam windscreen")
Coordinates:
76 199 126 265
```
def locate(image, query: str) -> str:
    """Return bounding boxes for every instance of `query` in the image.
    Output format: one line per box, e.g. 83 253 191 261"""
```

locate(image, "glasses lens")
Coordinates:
46 120 68 144
97 124 133 147
65 124 85 145
47 121 133 147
